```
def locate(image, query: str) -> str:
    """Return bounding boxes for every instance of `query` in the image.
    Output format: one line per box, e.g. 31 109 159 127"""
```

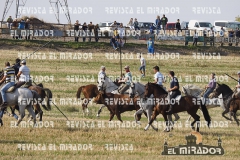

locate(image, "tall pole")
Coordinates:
15 0 19 18
119 45 122 77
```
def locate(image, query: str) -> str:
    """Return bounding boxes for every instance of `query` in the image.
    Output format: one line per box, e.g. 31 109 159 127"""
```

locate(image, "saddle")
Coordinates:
6 81 32 93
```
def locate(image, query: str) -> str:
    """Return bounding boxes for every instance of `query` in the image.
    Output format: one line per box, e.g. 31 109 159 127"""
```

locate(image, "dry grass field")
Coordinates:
0 43 240 160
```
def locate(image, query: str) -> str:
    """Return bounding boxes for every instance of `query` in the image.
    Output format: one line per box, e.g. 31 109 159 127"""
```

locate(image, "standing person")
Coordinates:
185 26 190 46
118 23 125 40
82 22 88 42
161 14 168 34
88 22 94 42
155 15 161 35
74 20 80 42
127 18 134 30
25 19 30 40
149 23 154 34
0 62 15 107
209 27 215 46
153 66 164 87
167 71 181 113
7 16 13 29
203 28 207 46
94 24 100 42
193 30 198 46
118 65 132 94
134 18 140 30
98 66 106 83
228 29 234 46
219 27 225 46
175 19 181 36
139 55 146 78
15 60 31 88
18 19 25 39
147 37 154 55
203 73 216 104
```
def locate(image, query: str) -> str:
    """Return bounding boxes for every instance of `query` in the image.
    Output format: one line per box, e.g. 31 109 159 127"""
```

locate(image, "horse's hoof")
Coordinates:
163 129 170 132
155 128 158 132
136 121 141 125
96 114 100 117
192 127 195 130
0 119 3 126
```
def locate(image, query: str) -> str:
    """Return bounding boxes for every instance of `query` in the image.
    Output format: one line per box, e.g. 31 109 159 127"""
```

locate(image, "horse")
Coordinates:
129 82 180 127
182 84 224 121
143 82 211 132
229 98 240 125
210 83 234 121
0 82 39 126
93 91 145 122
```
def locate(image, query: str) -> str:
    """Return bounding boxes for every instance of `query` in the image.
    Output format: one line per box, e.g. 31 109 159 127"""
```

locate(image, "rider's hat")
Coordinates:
237 71 240 75
124 65 130 69
21 59 26 64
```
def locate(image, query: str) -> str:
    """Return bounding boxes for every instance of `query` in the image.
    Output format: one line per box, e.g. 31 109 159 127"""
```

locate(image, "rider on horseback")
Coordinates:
203 73 216 103
15 59 31 88
0 62 16 107
233 71 240 98
167 71 181 113
118 65 132 94
98 66 106 83
12 58 21 75
153 66 165 87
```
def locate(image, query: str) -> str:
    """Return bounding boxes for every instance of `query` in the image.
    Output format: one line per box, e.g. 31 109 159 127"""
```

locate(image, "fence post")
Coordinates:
64 24 65 42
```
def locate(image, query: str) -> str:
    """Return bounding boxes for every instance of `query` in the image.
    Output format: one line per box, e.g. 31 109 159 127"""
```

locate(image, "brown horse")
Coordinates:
229 98 240 126
93 92 143 122
144 82 211 132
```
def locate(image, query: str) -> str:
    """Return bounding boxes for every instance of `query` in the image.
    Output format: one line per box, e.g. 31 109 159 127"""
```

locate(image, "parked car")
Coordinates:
188 20 213 31
166 23 176 30
138 22 156 31
99 21 121 32
181 21 189 29
214 20 240 32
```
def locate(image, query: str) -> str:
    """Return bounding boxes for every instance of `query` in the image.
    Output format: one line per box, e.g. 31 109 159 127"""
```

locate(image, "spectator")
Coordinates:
139 54 146 78
118 23 125 39
236 28 240 38
74 20 80 42
203 28 207 46
149 23 154 34
127 18 134 30
88 22 94 42
18 19 25 39
155 15 161 35
209 27 215 46
7 16 13 29
147 37 154 55
110 35 119 50
12 18 18 28
94 24 100 42
193 30 198 46
82 22 88 42
184 26 190 46
134 18 140 30
25 19 30 40
175 19 181 36
229 29 234 46
219 27 225 46
161 14 168 34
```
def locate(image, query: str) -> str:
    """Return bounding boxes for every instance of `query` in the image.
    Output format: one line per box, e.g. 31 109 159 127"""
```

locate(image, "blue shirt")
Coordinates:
170 77 179 91
147 40 154 48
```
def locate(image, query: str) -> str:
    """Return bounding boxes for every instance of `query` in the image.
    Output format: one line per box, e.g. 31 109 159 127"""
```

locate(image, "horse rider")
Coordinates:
118 65 132 94
12 58 21 75
233 71 240 98
0 62 16 107
203 73 216 104
15 59 31 88
153 66 165 87
98 66 106 83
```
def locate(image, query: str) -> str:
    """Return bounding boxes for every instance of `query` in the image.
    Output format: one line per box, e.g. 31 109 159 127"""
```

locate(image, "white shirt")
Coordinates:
140 57 146 66
19 65 30 82
154 72 164 85
98 70 106 83
193 33 198 38
220 30 224 37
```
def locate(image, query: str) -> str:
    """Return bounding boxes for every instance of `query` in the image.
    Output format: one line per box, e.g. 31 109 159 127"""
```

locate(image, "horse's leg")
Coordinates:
11 105 19 120
115 107 123 122
188 111 200 132
167 114 174 130
144 107 158 131
134 108 143 124
82 99 89 116
222 108 231 121
97 105 105 117
16 105 25 126
148 107 158 131
163 113 171 132
173 113 180 121
109 112 114 121
26 105 36 126
35 104 43 121
233 112 239 126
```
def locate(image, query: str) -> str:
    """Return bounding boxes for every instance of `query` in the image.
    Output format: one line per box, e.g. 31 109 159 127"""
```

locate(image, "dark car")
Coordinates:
138 22 156 30
166 23 176 30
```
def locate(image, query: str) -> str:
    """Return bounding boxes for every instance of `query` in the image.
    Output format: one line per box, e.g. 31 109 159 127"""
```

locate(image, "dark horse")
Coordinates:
210 83 234 121
229 98 240 125
144 82 211 132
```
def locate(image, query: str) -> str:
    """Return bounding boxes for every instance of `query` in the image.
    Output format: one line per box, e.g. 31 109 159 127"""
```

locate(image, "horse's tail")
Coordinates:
43 88 52 111
77 86 85 100
200 100 211 128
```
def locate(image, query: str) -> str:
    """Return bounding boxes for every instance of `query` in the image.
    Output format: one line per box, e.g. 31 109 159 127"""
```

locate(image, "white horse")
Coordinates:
0 85 38 126
182 84 224 121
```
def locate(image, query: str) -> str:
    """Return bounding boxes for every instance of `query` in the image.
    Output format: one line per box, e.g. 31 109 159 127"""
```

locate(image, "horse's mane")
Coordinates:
219 83 233 93
148 83 168 94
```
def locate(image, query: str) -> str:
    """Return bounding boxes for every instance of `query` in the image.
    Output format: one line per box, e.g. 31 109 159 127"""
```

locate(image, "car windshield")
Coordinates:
199 22 212 28
227 23 240 29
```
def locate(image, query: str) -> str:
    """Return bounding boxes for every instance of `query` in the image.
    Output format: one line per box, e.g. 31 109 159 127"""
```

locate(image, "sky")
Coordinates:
0 0 239 25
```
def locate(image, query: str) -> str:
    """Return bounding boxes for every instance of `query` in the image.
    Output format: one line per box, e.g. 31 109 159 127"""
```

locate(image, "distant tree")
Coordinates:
235 15 240 22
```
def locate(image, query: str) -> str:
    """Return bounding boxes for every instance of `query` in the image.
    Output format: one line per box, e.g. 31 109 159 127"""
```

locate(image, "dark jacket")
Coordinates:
176 22 181 29
161 17 168 25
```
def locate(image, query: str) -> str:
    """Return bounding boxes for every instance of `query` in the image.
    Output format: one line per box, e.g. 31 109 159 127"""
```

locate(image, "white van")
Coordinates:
188 20 213 31
214 20 240 31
